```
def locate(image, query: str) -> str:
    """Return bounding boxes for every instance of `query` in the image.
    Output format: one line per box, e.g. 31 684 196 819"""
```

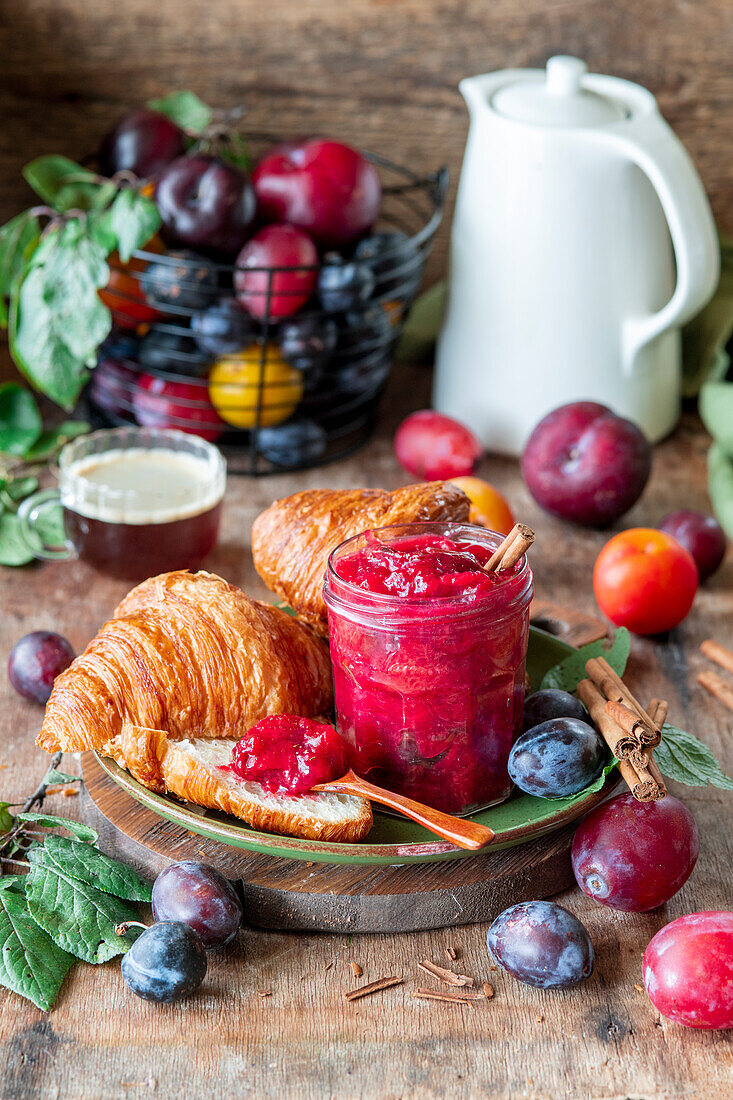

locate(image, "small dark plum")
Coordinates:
99 330 141 362
278 314 338 372
659 509 726 582
318 253 375 313
508 718 606 798
330 354 391 397
140 251 220 312
522 401 652 527
488 901 594 989
155 156 257 256
121 921 207 1002
257 420 328 467
354 231 422 297
90 357 137 420
571 792 699 911
139 327 211 378
191 299 256 357
151 861 242 948
521 688 588 733
338 304 392 352
100 109 186 180
8 632 75 705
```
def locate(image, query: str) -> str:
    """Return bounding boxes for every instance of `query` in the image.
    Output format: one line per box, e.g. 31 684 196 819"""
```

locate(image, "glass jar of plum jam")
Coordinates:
324 522 533 815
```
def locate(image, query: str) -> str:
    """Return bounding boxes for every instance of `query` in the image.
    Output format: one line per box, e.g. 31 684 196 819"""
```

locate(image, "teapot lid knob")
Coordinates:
546 56 588 96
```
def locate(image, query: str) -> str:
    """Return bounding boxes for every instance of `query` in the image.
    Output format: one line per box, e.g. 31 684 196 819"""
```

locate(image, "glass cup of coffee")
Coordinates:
18 427 226 580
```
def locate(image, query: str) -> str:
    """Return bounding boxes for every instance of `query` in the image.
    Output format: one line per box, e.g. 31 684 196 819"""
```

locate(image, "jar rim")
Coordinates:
324 521 533 621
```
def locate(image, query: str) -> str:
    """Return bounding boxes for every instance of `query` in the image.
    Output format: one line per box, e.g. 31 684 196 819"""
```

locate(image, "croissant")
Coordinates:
251 481 470 632
37 570 333 756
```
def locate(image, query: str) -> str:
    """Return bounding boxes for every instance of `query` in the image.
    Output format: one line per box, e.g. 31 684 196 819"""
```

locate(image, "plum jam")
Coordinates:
229 715 348 795
324 523 533 815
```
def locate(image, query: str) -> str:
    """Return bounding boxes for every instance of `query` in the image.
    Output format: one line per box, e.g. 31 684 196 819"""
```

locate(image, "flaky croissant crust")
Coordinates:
37 570 333 756
251 481 471 632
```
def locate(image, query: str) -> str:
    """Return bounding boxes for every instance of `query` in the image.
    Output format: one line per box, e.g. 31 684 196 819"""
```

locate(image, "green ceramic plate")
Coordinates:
97 627 618 865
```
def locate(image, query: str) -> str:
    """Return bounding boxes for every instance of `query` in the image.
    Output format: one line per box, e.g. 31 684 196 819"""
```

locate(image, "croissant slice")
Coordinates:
251 481 470 632
108 726 372 843
37 571 333 755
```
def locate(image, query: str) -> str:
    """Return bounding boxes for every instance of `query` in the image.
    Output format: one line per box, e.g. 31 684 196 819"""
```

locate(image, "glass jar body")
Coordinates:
324 523 533 815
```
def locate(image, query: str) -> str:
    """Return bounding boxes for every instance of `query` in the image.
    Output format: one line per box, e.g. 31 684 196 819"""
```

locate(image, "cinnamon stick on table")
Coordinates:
697 669 733 714
700 639 733 677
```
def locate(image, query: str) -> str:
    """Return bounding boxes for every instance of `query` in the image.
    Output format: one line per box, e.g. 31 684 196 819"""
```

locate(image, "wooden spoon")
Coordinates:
312 769 495 851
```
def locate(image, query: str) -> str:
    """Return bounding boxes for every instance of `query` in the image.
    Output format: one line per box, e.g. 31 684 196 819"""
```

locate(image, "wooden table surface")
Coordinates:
0 363 732 1099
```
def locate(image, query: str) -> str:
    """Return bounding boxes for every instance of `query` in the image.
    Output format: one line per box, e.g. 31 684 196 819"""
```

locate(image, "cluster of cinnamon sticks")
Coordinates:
698 640 733 714
577 656 667 802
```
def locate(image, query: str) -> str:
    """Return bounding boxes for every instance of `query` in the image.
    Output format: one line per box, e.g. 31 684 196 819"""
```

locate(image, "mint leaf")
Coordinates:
17 813 98 843
0 803 13 834
26 848 140 963
656 724 733 790
0 211 41 327
42 836 152 903
23 156 106 214
91 188 161 263
0 382 42 456
540 628 631 693
10 222 111 409
3 476 39 503
23 420 89 462
148 91 212 134
0 513 35 566
0 886 74 1010
43 768 82 787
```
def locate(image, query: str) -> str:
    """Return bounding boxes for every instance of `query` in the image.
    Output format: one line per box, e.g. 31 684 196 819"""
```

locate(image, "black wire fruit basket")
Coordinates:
88 146 448 475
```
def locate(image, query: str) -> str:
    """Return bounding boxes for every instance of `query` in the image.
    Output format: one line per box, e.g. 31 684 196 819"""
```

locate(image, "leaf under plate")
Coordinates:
17 813 98 843
540 628 630 693
42 835 152 903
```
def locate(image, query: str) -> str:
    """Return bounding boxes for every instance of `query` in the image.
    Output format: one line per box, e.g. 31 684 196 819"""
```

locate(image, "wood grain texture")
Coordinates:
0 354 732 1096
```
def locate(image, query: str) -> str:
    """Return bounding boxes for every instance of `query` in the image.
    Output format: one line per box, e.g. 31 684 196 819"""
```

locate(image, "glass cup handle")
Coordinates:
16 489 77 562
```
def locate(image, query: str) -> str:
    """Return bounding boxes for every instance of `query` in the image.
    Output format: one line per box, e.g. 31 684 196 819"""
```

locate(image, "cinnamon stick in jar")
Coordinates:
485 524 535 573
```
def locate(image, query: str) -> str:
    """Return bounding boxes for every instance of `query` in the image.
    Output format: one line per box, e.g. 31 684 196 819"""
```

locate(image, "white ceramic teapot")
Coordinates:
434 56 720 454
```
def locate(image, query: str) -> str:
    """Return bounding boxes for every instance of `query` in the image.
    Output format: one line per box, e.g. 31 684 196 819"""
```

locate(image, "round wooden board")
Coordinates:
81 750 577 933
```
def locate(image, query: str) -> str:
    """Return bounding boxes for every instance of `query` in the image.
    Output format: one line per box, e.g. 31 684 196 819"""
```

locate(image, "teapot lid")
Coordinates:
492 56 628 127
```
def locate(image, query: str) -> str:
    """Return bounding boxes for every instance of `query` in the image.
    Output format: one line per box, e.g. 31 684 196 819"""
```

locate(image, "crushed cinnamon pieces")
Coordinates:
343 976 402 1002
418 958 474 987
411 988 483 1005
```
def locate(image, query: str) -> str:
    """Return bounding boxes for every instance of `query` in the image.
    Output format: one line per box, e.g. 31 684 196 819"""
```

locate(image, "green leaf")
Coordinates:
0 211 41 327
540 628 631 693
91 188 161 263
23 156 104 214
43 768 82 787
700 381 733 457
656 724 733 790
708 443 733 540
0 875 27 894
42 836 152 903
17 813 97 843
3 476 39 502
26 847 140 963
0 886 74 1010
0 383 42 456
218 133 252 174
148 90 212 134
0 513 35 566
0 803 13 834
540 759 619 802
10 223 111 409
23 420 90 462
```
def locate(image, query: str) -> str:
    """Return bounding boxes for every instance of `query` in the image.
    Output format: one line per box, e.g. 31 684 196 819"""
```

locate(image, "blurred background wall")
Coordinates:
0 0 729 393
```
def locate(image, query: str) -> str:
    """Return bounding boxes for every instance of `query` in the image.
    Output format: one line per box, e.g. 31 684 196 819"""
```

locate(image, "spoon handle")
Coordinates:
312 770 495 851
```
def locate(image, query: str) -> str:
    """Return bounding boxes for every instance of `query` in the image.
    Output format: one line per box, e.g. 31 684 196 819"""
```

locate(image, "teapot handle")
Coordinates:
596 116 720 376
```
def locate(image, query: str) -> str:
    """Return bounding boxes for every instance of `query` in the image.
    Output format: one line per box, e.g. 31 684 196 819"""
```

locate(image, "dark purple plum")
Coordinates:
488 901 594 989
571 792 699 911
521 402 652 527
521 688 588 733
8 632 75 704
121 921 207 1002
659 509 726 582
90 356 137 420
257 420 328 467
191 298 255 357
139 327 211 378
508 718 606 798
152 861 242 948
100 109 186 180
337 304 392 354
155 156 257 256
354 231 422 297
318 253 375 313
278 314 338 373
140 250 220 312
